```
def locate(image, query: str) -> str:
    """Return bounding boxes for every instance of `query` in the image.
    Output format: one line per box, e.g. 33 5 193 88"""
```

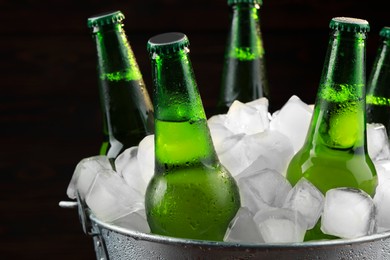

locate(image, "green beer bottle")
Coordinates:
145 32 241 241
285 17 377 240
217 0 270 114
88 11 154 159
366 27 390 136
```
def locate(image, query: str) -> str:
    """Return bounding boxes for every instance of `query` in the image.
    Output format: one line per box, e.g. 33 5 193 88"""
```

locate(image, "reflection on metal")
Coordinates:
60 200 390 259
90 214 390 259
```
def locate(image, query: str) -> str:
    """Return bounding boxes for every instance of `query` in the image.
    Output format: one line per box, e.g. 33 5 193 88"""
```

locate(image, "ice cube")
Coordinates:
207 114 233 149
86 169 144 222
137 135 155 185
283 178 324 229
112 209 150 233
66 155 112 200
218 130 294 177
245 97 269 113
224 207 264 244
367 123 390 161
215 133 247 176
225 100 269 135
208 113 228 125
373 160 390 185
374 182 390 231
237 168 292 212
321 188 376 239
253 208 307 243
115 146 137 173
243 131 294 176
237 179 277 215
115 147 148 195
270 95 313 153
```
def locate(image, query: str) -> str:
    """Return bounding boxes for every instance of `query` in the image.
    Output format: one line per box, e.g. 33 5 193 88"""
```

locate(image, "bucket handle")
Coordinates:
59 192 93 235
59 193 109 259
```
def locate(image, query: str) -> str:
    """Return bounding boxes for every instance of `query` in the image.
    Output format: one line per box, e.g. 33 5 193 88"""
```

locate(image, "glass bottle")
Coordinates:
285 17 378 240
217 0 270 114
366 27 390 137
88 11 154 159
145 32 241 241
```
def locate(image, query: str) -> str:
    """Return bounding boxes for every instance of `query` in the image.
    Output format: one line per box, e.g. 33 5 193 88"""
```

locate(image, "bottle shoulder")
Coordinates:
286 145 377 195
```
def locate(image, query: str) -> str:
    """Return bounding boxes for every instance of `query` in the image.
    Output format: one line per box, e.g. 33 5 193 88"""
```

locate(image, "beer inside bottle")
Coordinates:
145 32 240 241
97 73 153 158
366 27 390 137
217 0 269 114
286 17 377 240
288 100 377 195
88 11 154 159
221 57 267 103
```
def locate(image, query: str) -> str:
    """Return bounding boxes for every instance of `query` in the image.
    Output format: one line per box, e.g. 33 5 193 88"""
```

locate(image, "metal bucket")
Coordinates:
60 197 390 260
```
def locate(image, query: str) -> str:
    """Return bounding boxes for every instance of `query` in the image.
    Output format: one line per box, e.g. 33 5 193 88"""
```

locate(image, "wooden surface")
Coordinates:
0 0 388 259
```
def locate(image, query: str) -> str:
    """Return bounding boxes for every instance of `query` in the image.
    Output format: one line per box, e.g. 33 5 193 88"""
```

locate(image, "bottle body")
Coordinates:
89 12 154 159
286 18 377 240
218 1 269 114
147 118 240 240
366 27 390 136
98 75 154 158
145 33 240 241
287 101 377 196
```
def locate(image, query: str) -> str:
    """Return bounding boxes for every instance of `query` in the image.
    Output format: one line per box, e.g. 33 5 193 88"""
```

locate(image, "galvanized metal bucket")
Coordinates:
60 196 390 260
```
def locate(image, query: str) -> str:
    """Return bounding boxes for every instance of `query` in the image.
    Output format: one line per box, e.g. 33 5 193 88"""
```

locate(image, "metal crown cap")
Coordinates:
87 11 125 28
228 0 262 6
380 27 390 39
329 17 370 33
147 32 189 55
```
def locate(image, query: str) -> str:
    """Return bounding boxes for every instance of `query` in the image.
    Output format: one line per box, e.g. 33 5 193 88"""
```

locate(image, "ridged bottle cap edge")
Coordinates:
380 27 390 39
147 32 190 55
87 11 125 28
228 0 262 6
329 17 370 33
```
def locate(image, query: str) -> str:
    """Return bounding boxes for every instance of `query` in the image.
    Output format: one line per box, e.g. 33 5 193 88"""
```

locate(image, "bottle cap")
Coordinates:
329 17 370 33
87 11 125 28
380 27 390 39
147 32 189 55
228 0 262 6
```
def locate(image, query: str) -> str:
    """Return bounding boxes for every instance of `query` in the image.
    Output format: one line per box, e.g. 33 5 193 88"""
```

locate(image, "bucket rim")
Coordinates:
89 213 390 249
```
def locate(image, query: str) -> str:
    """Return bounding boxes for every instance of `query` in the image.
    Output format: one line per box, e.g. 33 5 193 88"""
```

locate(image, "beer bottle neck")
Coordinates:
150 47 219 168
151 49 206 122
93 23 142 82
227 3 264 61
319 30 366 98
366 37 390 105
307 30 368 151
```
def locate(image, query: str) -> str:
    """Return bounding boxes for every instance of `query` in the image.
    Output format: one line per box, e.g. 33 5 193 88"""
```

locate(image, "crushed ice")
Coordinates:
66 95 390 243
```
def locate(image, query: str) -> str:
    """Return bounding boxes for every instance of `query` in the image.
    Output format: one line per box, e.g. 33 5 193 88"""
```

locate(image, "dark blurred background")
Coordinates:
0 0 388 259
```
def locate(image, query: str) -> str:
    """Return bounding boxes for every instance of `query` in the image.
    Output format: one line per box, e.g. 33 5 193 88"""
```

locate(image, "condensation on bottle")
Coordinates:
285 17 378 241
366 26 390 138
217 0 270 114
145 32 241 241
88 11 154 159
